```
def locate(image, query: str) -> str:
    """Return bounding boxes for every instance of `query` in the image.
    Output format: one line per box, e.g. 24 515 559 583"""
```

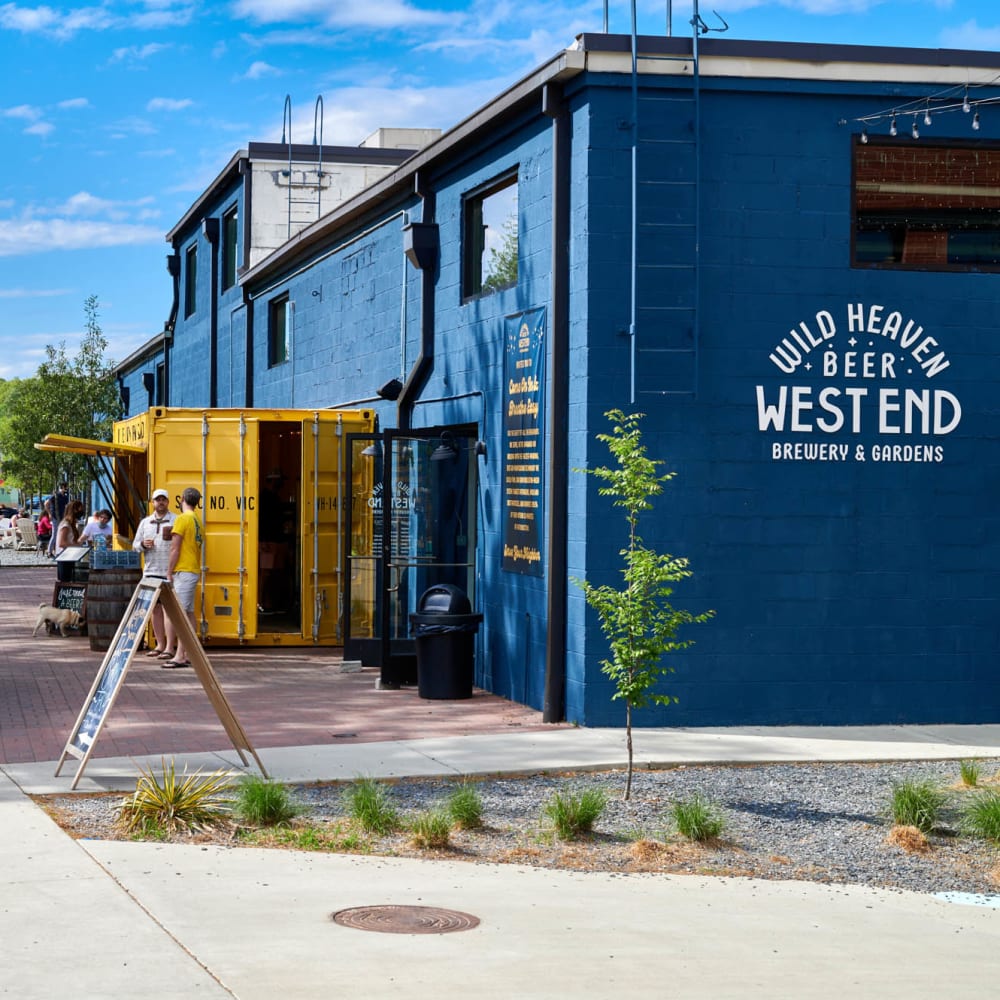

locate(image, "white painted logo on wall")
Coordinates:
756 302 960 463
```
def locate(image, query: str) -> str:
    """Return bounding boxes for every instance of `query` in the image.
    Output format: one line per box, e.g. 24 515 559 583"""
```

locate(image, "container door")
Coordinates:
343 433 382 663
301 413 345 643
200 411 256 642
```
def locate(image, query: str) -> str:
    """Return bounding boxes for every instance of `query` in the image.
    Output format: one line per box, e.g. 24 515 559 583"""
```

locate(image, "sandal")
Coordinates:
157 651 177 659
161 660 190 669
144 649 162 657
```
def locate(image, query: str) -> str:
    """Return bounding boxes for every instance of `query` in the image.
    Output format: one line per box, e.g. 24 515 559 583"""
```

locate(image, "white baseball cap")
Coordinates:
152 489 169 500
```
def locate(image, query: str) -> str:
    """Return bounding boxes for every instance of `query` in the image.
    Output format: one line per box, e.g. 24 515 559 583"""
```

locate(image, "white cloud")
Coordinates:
57 97 91 110
38 191 158 220
0 217 162 257
0 2 116 38
3 104 43 121
23 121 54 136
109 42 170 64
0 286 71 299
242 60 280 80
106 115 159 138
939 19 1000 50
0 2 191 38
146 97 193 112
232 0 452 30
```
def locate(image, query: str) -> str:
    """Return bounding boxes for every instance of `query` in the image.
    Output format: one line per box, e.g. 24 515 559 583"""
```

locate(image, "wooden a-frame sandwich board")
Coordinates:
56 577 268 789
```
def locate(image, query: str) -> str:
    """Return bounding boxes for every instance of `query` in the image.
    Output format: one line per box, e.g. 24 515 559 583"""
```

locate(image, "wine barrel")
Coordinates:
86 568 142 652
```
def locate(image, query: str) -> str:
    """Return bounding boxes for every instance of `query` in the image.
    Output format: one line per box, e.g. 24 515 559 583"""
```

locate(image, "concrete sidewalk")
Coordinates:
4 725 1000 999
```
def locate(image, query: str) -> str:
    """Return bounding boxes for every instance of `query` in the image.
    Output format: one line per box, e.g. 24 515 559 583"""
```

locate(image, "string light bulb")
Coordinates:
911 117 919 139
924 106 932 126
860 128 868 144
889 114 897 136
973 109 981 130
963 88 971 113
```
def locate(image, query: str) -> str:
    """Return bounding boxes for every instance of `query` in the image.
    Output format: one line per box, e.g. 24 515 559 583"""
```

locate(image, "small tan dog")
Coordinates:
32 604 82 637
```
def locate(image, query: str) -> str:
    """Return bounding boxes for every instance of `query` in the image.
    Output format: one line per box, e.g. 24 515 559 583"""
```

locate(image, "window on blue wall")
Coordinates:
222 204 238 291
463 171 518 298
268 295 290 367
184 243 197 317
853 140 1000 270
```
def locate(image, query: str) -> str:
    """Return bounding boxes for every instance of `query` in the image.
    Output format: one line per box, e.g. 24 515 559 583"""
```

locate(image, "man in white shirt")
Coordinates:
133 489 177 659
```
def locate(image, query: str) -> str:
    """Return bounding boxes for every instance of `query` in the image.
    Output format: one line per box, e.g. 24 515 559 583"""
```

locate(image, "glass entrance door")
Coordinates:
344 427 477 686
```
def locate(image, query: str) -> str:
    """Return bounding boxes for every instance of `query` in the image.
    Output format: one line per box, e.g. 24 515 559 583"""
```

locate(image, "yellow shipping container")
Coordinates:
39 407 375 647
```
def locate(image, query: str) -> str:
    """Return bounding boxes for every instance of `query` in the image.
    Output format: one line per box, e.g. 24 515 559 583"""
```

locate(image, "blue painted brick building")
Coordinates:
134 33 1000 727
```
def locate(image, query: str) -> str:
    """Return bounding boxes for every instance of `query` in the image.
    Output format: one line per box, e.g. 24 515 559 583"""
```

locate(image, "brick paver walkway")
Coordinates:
0 565 559 764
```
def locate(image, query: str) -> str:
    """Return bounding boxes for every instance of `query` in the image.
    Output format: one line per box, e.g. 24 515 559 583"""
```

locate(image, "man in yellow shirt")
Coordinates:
164 487 203 668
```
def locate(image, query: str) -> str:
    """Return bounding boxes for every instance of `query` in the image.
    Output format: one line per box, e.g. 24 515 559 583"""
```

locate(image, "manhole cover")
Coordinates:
332 905 480 935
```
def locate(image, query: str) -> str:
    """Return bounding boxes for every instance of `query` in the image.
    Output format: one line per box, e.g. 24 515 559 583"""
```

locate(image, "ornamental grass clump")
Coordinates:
889 779 947 834
446 783 484 830
959 759 982 788
543 788 608 840
233 775 300 827
342 776 400 835
961 790 1000 845
409 809 453 849
117 759 233 836
670 794 726 843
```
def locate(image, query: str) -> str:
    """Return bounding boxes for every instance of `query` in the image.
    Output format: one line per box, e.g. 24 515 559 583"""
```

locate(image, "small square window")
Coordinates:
268 295 290 367
463 172 518 298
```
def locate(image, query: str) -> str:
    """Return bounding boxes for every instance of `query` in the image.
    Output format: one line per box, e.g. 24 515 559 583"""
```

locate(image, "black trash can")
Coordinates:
409 584 483 700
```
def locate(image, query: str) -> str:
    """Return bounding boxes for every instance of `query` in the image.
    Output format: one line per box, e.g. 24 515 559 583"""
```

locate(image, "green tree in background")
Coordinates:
0 295 122 503
482 214 518 292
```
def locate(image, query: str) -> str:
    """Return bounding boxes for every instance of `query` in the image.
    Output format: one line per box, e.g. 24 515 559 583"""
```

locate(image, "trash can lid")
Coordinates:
417 583 472 615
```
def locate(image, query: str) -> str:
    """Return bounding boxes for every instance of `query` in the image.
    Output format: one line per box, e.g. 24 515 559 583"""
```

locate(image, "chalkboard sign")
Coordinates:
67 583 155 759
52 582 87 616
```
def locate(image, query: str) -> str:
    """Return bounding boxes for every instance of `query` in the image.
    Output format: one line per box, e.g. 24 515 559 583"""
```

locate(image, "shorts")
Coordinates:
172 571 199 612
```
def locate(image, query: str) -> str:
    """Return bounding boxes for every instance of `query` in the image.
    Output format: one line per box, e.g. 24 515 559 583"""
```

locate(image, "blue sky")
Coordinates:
1 0 998 381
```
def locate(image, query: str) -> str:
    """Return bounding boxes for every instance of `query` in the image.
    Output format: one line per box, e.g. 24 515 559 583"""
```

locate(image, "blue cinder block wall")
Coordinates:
573 71 1000 726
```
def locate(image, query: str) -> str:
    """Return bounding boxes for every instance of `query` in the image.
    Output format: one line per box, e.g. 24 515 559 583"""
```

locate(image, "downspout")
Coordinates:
397 171 438 431
629 0 639 405
542 83 571 724
244 286 255 407
203 218 220 408
164 251 180 406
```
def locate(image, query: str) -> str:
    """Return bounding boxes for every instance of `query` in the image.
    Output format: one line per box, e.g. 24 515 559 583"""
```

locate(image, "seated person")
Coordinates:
80 509 113 547
36 510 52 550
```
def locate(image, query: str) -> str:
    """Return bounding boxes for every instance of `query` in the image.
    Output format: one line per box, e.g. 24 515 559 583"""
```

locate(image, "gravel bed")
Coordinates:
39 759 1000 897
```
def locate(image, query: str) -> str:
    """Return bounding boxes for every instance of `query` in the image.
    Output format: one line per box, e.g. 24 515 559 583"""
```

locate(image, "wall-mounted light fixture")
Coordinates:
377 378 403 401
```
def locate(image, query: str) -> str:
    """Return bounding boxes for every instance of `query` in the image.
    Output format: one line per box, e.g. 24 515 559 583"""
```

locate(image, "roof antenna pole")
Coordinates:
312 95 324 220
282 95 293 238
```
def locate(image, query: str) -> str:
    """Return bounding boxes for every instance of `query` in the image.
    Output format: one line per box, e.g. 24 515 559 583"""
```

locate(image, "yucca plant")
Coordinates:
342 776 400 835
543 788 608 840
670 795 725 842
889 779 946 834
117 759 234 835
961 790 1000 845
446 783 484 830
409 809 453 849
233 775 299 827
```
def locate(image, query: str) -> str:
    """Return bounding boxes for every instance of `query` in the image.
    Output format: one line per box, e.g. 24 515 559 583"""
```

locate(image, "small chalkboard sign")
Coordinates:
51 582 88 636
52 582 87 616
